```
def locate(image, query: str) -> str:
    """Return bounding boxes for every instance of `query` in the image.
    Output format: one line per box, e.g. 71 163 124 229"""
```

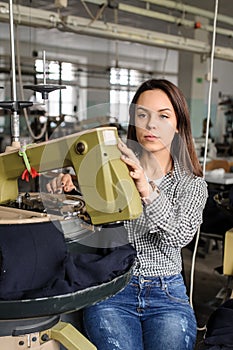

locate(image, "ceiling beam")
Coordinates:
84 0 233 37
141 0 233 27
0 2 232 61
62 14 209 53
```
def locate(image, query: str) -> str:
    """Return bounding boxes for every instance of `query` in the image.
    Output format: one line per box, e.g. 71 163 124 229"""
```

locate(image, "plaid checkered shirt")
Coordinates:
124 161 208 277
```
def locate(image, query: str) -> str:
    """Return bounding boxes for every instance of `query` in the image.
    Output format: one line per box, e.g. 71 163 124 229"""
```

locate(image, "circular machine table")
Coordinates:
0 266 132 349
0 206 133 349
0 271 132 350
0 267 132 320
0 205 133 320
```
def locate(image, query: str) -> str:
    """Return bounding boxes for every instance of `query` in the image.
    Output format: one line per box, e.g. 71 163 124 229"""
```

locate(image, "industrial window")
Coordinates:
110 67 142 124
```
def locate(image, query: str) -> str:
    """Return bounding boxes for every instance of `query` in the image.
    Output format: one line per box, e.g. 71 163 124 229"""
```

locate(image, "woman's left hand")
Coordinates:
118 141 150 198
46 173 76 194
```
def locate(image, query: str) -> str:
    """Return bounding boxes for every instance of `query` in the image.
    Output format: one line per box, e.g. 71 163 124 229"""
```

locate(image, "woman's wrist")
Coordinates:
141 181 160 205
139 183 151 198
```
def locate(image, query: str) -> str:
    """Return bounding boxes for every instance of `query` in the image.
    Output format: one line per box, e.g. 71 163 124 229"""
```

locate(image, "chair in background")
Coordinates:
205 159 231 173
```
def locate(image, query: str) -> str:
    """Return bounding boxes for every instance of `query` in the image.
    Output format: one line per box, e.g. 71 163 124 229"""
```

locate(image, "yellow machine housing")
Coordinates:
0 127 142 225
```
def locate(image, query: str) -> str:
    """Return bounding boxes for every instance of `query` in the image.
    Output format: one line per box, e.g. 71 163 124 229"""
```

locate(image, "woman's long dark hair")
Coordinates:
127 79 203 177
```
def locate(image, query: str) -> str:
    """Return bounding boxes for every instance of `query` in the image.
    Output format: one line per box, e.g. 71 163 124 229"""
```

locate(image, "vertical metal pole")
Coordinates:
59 61 62 116
42 50 49 100
43 50 46 85
9 0 20 143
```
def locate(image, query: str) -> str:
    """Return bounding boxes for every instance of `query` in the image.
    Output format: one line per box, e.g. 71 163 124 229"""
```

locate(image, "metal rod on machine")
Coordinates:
9 0 20 144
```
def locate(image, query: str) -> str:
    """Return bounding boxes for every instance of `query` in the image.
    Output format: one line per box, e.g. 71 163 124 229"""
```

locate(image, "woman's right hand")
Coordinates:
46 173 76 194
118 141 150 198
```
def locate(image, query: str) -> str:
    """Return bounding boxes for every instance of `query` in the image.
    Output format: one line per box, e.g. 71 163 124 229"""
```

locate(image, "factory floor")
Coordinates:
183 236 230 350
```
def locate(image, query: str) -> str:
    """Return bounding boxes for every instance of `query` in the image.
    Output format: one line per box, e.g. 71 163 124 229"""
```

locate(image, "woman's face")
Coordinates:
134 89 178 154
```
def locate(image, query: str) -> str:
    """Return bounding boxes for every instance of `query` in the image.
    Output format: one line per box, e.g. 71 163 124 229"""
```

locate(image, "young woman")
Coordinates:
47 79 208 350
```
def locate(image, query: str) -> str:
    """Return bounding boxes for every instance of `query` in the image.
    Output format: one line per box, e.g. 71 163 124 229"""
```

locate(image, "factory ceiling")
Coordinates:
0 0 232 60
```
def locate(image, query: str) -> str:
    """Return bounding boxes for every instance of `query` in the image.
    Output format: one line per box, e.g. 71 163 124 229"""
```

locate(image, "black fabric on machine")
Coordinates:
0 222 136 300
201 299 233 349
0 222 67 300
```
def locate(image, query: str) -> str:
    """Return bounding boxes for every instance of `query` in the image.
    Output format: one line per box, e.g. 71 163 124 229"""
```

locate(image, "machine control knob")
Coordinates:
75 141 87 155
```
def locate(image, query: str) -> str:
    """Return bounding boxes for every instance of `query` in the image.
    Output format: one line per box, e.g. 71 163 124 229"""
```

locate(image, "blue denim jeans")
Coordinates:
83 274 197 350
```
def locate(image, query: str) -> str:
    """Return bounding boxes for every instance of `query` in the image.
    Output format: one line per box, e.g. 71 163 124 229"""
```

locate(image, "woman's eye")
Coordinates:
160 114 169 119
137 113 148 119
